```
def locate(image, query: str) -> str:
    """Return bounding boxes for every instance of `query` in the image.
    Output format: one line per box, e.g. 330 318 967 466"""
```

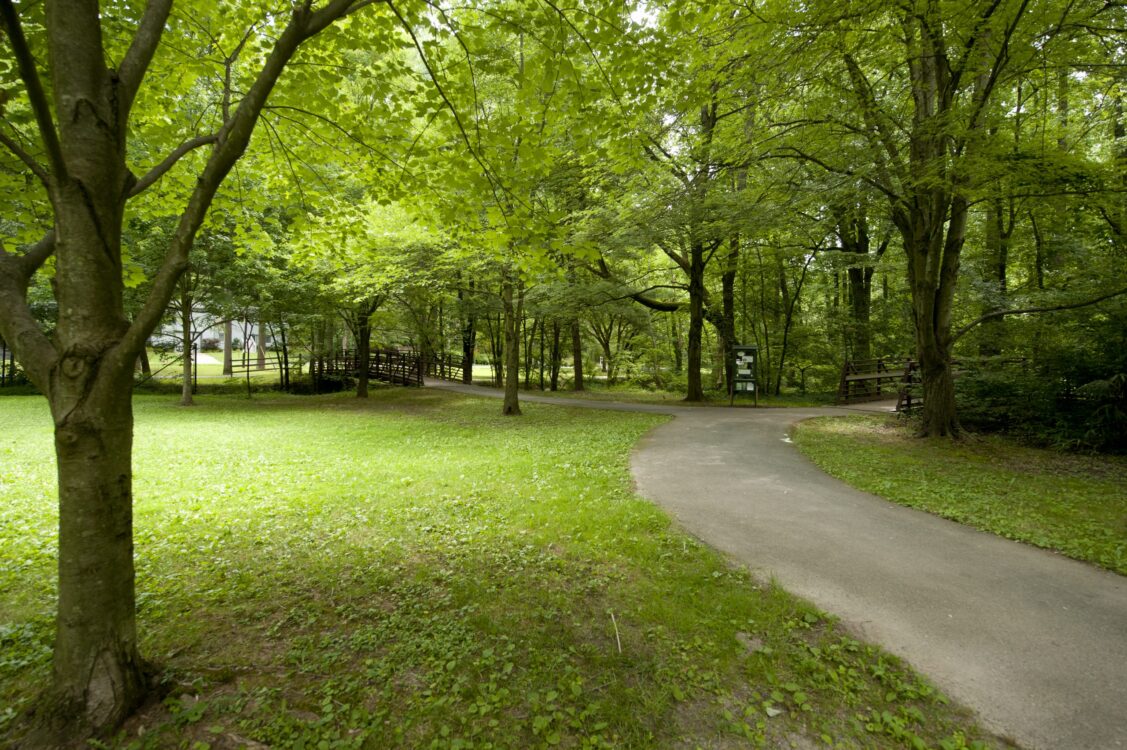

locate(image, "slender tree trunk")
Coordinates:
549 321 561 391
648 324 664 389
137 348 151 377
356 303 372 398
522 317 535 388
279 320 290 390
836 207 879 362
490 314 503 387
180 289 193 406
685 241 705 401
222 319 233 376
980 196 1011 357
720 235 739 392
256 322 266 369
460 283 476 385
501 276 522 415
571 318 584 391
600 339 615 385
671 314 683 374
1029 211 1046 290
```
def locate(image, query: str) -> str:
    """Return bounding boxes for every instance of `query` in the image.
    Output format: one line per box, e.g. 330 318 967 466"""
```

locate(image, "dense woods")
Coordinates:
1 0 1125 739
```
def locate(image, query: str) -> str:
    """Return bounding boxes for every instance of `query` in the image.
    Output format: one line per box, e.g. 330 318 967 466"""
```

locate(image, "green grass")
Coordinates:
793 414 1127 575
2 391 1002 749
467 378 832 409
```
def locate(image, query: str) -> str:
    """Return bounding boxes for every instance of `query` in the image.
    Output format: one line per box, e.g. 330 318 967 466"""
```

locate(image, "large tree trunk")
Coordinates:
41 166 145 742
912 321 960 437
900 197 966 437
501 277 522 415
685 240 705 401
48 374 146 734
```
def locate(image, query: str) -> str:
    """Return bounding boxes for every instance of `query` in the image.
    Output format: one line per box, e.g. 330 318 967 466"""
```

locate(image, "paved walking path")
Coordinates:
428 381 1127 750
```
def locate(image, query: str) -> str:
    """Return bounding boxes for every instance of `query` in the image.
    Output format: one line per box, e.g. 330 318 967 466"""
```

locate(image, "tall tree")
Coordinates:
0 0 382 737
785 0 1102 434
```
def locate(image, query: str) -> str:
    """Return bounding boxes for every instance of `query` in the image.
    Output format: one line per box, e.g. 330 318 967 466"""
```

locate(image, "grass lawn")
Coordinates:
793 414 1127 575
466 377 831 409
1 391 1001 749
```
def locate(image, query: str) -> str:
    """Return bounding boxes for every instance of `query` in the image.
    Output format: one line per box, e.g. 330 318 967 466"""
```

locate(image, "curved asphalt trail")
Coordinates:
426 381 1127 750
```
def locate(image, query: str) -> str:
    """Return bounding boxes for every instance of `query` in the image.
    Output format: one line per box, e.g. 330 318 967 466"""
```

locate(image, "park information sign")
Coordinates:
731 345 758 405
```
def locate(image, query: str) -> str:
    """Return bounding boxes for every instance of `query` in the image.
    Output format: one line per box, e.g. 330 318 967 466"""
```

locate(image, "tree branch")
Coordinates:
952 286 1127 344
766 146 899 202
0 128 49 185
16 229 56 277
842 53 906 186
119 0 372 360
222 23 257 123
0 0 65 181
384 0 521 216
0 233 58 389
117 0 173 118
588 257 683 312
643 138 690 186
0 229 56 279
128 134 219 197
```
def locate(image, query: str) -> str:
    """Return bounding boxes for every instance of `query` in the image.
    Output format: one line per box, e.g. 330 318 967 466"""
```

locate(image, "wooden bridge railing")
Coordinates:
837 357 912 405
425 353 465 382
321 348 425 387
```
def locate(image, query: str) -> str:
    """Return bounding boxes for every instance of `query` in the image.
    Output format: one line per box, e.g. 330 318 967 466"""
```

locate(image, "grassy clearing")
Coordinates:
793 414 1127 574
2 391 1001 749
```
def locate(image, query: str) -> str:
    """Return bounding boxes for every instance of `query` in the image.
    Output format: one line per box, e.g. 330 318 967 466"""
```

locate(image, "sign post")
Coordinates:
730 344 758 406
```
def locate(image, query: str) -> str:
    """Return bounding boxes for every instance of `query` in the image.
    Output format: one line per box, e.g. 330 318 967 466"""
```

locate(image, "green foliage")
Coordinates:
1 392 1000 748
793 415 1127 573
